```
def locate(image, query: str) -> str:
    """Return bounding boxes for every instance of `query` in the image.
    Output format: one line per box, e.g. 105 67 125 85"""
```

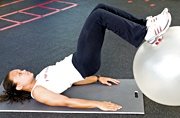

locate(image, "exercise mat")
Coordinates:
0 79 144 114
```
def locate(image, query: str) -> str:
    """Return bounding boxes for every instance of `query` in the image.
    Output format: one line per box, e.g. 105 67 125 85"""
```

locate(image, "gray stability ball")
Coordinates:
133 26 180 106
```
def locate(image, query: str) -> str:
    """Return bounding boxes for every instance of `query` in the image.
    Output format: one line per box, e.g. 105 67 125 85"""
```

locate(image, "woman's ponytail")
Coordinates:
0 72 31 103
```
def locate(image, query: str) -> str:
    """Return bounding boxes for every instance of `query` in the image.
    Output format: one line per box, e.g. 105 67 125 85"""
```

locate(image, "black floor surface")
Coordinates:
0 0 180 118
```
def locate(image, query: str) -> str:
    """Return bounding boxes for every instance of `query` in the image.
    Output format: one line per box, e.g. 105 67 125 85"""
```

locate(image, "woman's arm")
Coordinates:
32 85 121 111
74 76 120 86
73 76 98 86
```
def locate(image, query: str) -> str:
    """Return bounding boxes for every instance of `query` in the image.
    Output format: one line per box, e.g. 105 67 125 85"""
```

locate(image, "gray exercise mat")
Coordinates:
0 79 144 114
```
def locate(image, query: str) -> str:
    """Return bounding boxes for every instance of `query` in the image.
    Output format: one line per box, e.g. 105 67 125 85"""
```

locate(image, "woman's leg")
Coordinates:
72 8 147 77
92 3 147 26
92 4 172 45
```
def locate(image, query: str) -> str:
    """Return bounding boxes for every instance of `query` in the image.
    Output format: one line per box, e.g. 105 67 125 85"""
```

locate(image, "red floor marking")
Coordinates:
0 11 18 18
0 17 20 23
150 3 156 7
19 0 61 18
0 0 24 8
127 0 133 4
0 17 20 31
0 0 78 31
144 0 150 2
55 0 78 10
127 0 157 8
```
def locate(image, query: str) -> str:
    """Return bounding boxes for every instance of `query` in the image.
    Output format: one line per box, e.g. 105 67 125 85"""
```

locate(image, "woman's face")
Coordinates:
9 69 34 89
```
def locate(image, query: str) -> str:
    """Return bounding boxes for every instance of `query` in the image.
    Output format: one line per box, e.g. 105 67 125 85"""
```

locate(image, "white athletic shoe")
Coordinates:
145 8 172 45
146 8 169 28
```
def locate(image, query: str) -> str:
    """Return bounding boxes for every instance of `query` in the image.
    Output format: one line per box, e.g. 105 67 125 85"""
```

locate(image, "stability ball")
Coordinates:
133 26 180 106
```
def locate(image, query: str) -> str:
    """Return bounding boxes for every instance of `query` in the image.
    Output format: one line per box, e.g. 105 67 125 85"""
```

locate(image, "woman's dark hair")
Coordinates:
0 72 32 103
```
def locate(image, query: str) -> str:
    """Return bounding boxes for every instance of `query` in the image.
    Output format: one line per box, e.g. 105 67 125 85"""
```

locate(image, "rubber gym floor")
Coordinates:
0 0 180 118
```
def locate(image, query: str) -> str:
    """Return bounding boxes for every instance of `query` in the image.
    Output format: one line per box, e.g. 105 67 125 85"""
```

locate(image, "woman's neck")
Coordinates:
23 79 36 92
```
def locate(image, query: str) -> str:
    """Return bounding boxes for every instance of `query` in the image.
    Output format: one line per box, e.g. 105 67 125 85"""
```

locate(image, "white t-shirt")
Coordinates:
31 54 84 98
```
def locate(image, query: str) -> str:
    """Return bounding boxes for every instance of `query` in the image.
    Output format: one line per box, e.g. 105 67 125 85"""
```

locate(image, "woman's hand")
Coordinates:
97 101 122 111
98 77 120 86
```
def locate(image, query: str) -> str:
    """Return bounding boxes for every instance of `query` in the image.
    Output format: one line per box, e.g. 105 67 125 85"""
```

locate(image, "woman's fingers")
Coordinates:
105 81 112 86
107 78 120 85
99 77 120 86
98 101 122 111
